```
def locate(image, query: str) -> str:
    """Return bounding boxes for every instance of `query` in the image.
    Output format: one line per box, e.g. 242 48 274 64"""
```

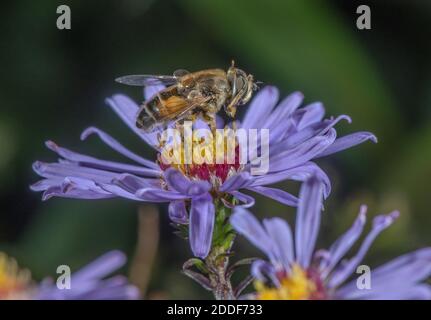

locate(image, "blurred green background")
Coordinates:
0 0 430 298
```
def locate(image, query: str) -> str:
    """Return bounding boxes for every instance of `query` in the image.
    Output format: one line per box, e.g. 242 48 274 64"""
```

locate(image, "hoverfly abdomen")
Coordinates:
136 102 157 130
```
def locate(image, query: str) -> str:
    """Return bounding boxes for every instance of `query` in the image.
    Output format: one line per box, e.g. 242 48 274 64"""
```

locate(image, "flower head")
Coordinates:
0 253 33 299
0 251 138 300
231 176 431 300
31 85 376 258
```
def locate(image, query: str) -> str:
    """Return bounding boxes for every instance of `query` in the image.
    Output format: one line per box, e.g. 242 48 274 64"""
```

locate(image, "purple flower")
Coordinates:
231 177 431 300
31 85 376 259
0 250 139 300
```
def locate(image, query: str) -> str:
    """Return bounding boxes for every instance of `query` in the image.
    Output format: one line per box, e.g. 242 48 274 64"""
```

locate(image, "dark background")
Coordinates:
0 0 430 298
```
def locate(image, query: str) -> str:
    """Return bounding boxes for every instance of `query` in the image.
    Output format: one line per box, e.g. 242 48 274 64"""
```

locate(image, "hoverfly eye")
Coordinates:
235 77 246 92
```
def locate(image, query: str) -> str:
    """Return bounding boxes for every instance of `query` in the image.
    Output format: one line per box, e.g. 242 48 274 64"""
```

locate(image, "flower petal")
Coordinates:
295 175 324 268
135 187 186 202
337 248 431 299
370 247 431 283
59 176 108 194
337 283 431 300
317 132 377 158
44 140 160 177
250 162 331 198
262 92 304 132
230 207 273 258
33 161 116 183
98 183 146 200
111 173 159 192
269 128 336 172
42 185 113 201
228 191 255 208
273 125 319 151
319 205 367 279
272 114 349 151
328 211 399 288
73 251 126 282
36 251 139 300
169 200 188 224
247 186 298 207
105 94 159 148
80 127 159 169
220 171 253 192
251 259 277 283
163 168 210 196
296 102 325 131
30 178 63 191
189 193 215 258
241 86 279 130
263 217 294 271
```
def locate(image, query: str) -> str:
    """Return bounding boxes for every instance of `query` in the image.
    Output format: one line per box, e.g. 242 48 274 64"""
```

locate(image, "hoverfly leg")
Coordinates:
201 112 217 134
225 84 247 118
174 119 183 131
224 99 238 118
210 117 217 133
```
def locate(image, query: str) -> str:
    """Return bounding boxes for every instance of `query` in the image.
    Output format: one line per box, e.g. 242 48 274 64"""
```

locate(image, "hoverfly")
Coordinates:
115 61 259 131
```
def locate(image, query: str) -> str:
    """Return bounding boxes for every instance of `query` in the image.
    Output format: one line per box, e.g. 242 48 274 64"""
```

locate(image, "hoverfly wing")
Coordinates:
173 69 190 78
115 74 178 86
164 96 211 121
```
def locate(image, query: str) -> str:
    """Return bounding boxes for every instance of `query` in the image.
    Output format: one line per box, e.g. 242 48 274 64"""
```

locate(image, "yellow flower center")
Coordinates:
0 253 33 299
255 265 323 300
158 124 242 187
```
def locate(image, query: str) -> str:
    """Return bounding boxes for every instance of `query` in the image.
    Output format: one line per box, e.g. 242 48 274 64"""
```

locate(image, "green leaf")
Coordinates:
183 257 209 274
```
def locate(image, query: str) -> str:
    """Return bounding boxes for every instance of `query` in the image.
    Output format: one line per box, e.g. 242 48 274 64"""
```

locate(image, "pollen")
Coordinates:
255 265 325 300
158 124 242 188
0 253 33 299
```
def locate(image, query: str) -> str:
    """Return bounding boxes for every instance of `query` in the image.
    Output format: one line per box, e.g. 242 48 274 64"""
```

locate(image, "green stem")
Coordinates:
182 200 238 299
205 236 235 300
205 200 237 300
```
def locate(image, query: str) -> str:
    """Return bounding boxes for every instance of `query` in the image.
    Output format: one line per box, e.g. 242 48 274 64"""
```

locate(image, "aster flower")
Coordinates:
0 250 139 300
31 84 376 259
0 252 33 299
231 176 431 300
